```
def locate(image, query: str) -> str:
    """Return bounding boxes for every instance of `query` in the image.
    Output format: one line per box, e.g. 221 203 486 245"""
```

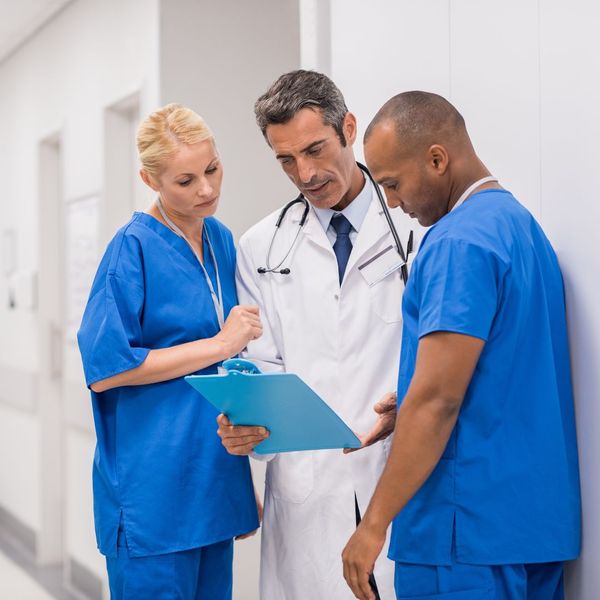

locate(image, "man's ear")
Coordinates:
428 144 449 175
140 169 159 191
342 112 358 146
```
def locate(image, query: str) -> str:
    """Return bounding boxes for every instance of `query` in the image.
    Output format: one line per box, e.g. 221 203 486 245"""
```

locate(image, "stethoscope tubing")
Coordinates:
258 162 409 279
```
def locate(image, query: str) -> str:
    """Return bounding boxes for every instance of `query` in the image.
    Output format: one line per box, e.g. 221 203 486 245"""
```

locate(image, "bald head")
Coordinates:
365 91 468 156
364 91 491 227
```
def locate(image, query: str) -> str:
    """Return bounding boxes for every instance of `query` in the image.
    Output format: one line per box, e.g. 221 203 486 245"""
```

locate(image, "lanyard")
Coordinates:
450 176 499 213
155 198 225 328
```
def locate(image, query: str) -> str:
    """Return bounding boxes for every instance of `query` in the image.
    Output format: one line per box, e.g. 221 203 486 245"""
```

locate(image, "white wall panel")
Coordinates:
330 0 451 159
539 2 600 597
327 2 595 598
450 0 541 217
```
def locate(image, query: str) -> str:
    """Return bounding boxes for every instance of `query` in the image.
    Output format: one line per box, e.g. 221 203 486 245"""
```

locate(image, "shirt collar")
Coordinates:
312 173 372 234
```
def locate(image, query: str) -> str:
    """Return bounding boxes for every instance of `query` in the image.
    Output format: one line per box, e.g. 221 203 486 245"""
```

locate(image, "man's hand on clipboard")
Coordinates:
343 391 397 454
217 414 270 455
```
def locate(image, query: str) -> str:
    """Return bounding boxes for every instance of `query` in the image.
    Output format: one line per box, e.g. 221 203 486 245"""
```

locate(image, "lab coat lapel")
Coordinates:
296 206 334 255
345 191 390 276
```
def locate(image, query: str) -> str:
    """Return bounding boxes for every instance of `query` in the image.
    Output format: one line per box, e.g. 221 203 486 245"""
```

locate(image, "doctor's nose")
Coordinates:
296 158 317 185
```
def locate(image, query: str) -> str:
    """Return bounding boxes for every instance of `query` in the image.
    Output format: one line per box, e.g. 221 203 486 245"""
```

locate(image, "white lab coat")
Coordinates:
236 186 420 600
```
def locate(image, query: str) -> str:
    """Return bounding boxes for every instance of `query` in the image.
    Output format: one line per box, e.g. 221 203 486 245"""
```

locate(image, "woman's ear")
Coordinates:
140 169 159 191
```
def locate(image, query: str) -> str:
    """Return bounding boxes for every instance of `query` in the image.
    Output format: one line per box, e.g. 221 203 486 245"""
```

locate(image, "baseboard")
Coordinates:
0 504 36 554
68 555 104 600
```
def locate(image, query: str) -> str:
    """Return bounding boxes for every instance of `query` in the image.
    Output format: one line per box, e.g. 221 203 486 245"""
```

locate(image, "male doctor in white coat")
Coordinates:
217 70 420 600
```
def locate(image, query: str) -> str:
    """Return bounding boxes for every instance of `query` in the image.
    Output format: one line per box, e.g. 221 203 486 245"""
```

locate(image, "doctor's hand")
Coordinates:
216 414 269 455
215 305 263 357
343 392 397 454
342 519 386 600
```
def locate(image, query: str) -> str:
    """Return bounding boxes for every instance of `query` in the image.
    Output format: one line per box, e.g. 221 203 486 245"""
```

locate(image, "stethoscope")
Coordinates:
257 162 413 284
156 197 225 328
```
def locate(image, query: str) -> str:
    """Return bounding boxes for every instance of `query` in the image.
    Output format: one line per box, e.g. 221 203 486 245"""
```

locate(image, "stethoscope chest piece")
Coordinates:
257 193 309 275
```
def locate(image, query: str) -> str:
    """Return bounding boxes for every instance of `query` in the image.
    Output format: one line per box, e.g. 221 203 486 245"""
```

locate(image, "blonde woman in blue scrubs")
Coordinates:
78 103 263 599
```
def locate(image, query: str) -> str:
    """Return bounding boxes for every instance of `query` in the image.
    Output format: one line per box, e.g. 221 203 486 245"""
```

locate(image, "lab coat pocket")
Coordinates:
267 452 314 504
369 269 404 324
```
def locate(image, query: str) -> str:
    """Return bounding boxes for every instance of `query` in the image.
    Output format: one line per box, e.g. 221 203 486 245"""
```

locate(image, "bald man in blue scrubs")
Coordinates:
342 92 581 600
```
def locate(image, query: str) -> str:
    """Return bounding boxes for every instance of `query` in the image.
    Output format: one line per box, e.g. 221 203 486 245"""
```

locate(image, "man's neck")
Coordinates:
332 163 366 211
447 160 500 212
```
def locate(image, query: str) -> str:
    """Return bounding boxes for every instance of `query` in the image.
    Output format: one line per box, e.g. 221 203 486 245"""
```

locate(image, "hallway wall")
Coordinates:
322 1 598 597
0 1 300 598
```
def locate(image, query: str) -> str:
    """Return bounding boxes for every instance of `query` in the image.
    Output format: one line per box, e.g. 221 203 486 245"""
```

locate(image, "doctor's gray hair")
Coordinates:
254 70 349 146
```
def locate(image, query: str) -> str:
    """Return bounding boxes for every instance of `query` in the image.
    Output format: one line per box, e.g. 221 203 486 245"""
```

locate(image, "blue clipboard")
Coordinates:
185 359 361 454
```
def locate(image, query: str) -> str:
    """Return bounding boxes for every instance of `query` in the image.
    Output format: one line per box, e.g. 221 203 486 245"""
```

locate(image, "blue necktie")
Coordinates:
331 214 353 284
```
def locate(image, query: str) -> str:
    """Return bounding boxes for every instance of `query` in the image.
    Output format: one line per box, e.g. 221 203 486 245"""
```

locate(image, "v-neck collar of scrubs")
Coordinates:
134 212 223 324
134 211 205 269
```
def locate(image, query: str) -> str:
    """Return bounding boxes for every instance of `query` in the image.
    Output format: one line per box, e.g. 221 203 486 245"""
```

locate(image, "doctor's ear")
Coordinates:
428 144 449 175
341 112 358 146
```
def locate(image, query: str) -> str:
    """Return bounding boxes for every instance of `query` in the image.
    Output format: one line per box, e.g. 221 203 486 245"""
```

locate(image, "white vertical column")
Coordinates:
300 0 332 72
103 91 153 247
158 0 301 241
37 132 64 565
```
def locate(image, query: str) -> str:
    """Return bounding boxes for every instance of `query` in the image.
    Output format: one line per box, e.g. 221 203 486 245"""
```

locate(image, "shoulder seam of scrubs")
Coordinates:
106 219 144 279
106 272 145 292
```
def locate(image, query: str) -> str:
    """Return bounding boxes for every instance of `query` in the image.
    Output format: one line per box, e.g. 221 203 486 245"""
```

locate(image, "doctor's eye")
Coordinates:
307 146 322 156
178 179 192 187
385 182 398 192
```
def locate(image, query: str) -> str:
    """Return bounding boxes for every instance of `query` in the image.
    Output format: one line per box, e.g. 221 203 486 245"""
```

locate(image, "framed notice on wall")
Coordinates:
65 195 99 342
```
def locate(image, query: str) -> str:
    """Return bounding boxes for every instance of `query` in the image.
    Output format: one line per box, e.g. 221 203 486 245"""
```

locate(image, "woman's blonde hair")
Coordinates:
136 103 213 178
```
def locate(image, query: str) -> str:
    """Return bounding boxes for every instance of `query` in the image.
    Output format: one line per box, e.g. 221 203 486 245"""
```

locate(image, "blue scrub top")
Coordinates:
389 190 581 566
77 213 259 558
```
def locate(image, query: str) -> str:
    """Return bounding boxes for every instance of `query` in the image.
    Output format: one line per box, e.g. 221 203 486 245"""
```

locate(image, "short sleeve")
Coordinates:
77 238 150 387
415 238 503 341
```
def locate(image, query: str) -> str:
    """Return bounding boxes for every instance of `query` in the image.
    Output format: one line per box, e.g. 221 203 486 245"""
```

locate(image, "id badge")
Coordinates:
358 245 405 287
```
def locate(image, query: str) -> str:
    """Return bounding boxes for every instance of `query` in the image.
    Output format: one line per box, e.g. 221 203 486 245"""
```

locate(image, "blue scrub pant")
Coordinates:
106 528 233 600
394 560 564 599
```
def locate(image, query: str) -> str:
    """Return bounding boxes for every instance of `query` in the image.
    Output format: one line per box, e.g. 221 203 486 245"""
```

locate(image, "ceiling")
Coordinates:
0 0 73 64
